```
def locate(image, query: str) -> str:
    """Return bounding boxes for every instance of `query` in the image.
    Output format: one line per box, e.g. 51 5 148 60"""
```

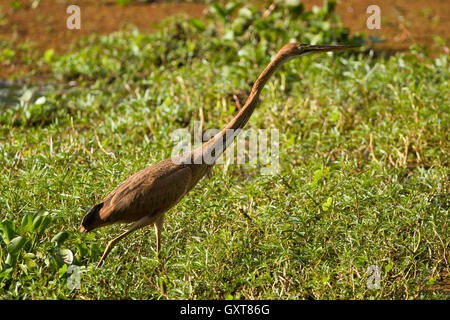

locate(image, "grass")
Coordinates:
0 1 448 299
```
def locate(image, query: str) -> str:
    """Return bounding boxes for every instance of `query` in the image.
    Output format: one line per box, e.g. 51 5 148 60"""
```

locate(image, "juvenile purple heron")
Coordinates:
80 43 357 268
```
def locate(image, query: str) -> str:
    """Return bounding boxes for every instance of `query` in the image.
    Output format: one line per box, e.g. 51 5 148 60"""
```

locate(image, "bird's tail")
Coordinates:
79 202 104 232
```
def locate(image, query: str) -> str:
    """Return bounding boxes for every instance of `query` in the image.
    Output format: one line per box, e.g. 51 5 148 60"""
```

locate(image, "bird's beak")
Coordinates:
303 44 359 54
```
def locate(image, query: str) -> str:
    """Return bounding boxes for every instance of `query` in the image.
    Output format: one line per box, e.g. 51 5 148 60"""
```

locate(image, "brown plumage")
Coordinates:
80 43 357 268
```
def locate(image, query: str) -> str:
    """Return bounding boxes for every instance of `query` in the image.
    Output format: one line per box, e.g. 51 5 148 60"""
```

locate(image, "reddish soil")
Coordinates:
0 0 448 80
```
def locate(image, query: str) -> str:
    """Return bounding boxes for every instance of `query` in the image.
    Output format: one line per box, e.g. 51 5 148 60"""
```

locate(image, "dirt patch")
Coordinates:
0 0 206 53
0 0 206 79
0 0 448 80
324 0 449 53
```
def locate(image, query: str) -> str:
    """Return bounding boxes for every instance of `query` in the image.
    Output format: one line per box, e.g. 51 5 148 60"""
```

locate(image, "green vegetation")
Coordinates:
0 1 448 299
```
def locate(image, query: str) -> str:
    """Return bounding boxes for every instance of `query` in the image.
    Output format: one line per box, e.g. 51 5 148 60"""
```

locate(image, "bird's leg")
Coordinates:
154 213 165 258
96 215 155 268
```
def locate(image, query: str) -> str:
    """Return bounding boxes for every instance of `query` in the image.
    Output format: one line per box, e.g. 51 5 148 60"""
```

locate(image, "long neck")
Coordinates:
225 55 286 132
199 52 289 162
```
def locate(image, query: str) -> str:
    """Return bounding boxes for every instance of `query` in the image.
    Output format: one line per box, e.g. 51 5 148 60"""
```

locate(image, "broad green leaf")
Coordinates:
7 236 27 255
35 96 46 105
0 221 15 244
23 252 36 259
44 48 54 64
5 253 16 267
51 231 69 245
0 267 13 280
25 258 38 270
58 263 68 277
32 213 51 233
188 18 205 32
21 213 34 233
39 215 51 233
32 214 44 232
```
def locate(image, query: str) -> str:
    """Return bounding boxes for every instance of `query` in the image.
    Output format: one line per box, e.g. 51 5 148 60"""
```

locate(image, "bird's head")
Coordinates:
278 42 358 61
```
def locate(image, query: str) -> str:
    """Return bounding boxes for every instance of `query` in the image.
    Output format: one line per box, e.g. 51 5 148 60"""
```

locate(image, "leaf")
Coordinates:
51 231 69 245
32 214 44 232
0 267 13 281
5 253 16 267
329 108 340 122
0 220 15 244
20 90 33 103
74 241 88 257
427 276 437 286
32 213 51 233
1 48 15 60
35 96 46 105
313 169 324 182
210 3 227 22
58 263 68 277
25 258 38 270
311 167 330 188
89 242 100 258
286 0 301 6
7 236 27 255
19 263 29 276
39 215 51 233
44 49 54 64
188 18 205 32
323 0 337 15
385 262 393 273
116 0 130 6
21 213 34 233
237 7 253 19
23 253 36 259
322 197 333 211
224 1 242 16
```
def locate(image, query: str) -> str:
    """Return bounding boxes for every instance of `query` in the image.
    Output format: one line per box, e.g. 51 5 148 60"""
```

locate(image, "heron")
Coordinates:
80 43 357 268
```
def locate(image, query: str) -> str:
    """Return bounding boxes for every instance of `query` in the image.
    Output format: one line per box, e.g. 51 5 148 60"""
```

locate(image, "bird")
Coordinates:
80 43 357 268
